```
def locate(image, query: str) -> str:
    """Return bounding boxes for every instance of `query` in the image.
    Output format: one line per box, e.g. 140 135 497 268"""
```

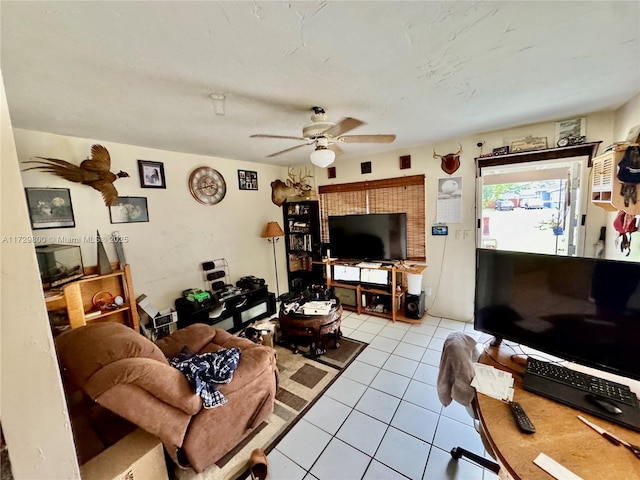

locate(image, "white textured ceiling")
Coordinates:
1 1 638 166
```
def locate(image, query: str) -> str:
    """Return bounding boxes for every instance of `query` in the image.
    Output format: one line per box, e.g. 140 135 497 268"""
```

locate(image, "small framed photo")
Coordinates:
25 188 75 229
138 160 166 189
238 170 258 190
109 197 149 224
555 117 586 146
361 161 372 174
327 166 336 179
510 136 548 153
399 155 411 170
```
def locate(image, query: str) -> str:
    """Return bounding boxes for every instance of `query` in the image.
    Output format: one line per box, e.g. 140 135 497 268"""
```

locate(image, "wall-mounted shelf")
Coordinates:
475 142 602 170
591 145 640 215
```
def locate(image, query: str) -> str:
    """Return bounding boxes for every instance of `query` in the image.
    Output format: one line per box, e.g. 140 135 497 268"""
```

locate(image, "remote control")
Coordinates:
509 401 536 434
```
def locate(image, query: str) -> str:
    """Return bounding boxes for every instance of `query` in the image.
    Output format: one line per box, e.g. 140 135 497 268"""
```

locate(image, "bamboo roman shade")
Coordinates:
318 175 425 260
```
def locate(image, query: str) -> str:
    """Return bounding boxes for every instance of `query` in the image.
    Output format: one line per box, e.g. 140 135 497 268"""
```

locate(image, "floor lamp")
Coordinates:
261 221 285 298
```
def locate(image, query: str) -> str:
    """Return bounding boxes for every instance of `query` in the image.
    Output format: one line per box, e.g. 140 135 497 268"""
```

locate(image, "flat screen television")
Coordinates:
475 249 640 381
328 213 407 261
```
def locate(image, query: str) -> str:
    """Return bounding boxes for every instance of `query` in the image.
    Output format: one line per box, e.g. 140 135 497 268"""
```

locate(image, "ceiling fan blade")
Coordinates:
323 117 365 137
250 134 307 141
338 134 396 144
328 143 344 156
266 142 313 158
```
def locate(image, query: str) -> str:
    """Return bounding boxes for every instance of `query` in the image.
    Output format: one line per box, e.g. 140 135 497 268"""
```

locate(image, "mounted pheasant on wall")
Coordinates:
22 144 129 206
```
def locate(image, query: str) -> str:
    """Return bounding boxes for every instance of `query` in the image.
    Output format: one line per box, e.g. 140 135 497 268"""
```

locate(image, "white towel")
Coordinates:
437 332 477 407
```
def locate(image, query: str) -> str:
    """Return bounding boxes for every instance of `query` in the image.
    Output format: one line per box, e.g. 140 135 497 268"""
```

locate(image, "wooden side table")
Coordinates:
278 302 343 357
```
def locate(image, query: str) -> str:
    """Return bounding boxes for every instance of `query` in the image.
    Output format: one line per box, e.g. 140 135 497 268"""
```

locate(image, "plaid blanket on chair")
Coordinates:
170 347 241 409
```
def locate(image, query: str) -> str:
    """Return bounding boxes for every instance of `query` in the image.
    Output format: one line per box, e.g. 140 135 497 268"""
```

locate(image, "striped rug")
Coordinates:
175 337 366 480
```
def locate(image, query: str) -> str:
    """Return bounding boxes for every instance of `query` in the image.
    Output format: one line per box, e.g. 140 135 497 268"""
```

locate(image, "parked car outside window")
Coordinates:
524 198 545 209
495 199 515 211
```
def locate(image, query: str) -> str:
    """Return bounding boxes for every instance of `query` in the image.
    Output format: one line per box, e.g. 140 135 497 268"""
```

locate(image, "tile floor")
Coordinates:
261 311 499 480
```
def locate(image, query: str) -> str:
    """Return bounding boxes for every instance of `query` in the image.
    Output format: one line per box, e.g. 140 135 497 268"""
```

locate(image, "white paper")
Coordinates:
471 363 515 402
436 176 463 223
534 453 584 480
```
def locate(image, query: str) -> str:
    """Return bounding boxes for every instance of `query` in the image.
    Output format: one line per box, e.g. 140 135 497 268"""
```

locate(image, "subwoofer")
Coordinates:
405 291 425 319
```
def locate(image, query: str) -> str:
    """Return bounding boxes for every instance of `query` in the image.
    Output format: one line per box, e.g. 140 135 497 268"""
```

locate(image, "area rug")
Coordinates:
177 337 366 480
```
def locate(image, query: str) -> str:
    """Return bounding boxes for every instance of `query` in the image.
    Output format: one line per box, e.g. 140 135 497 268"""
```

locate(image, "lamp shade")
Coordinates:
261 221 285 238
310 148 335 168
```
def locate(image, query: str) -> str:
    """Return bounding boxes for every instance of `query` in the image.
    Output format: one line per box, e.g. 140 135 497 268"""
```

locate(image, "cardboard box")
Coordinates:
80 429 168 480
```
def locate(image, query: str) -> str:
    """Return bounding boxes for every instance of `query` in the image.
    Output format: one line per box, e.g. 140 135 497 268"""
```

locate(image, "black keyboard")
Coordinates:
525 357 637 406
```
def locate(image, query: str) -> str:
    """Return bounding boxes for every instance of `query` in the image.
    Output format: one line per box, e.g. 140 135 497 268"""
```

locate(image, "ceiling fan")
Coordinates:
250 106 396 167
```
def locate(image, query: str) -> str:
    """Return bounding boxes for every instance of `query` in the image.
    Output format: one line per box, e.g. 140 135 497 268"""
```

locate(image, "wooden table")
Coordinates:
278 302 343 357
477 343 640 480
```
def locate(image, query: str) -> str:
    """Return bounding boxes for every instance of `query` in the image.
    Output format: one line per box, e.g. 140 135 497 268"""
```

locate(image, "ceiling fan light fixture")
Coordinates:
310 147 335 168
210 93 225 116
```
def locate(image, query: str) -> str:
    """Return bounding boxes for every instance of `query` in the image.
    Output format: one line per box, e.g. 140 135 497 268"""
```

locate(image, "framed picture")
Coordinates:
138 160 166 189
399 155 411 170
510 136 548 153
238 170 258 190
555 117 586 146
361 161 372 174
327 166 336 179
25 188 75 229
109 197 149 224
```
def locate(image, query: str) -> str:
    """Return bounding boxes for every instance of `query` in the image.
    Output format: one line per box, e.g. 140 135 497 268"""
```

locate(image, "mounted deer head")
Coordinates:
270 166 314 206
433 143 463 175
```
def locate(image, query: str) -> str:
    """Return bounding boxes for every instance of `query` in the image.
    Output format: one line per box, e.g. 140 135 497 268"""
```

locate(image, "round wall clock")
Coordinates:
188 167 227 205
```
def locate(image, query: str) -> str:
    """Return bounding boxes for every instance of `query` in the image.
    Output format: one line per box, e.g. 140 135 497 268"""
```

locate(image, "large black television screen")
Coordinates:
328 213 407 261
475 249 640 381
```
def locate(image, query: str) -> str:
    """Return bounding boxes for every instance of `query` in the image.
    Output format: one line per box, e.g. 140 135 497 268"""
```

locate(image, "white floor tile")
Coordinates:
390 400 440 443
341 316 365 329
382 354 419 378
374 426 431 480
393 342 426 362
349 329 376 344
386 321 411 331
371 369 411 398
369 335 401 353
342 360 380 386
324 375 368 407
276 419 332 470
423 446 484 480
357 345 391 368
401 331 432 348
340 326 354 338
403 379 442 414
421 315 441 326
367 315 391 326
336 409 388 456
302 395 352 435
428 336 445 351
358 321 385 335
434 326 457 339
303 473 319 480
268 448 308 480
440 400 474 427
412 362 439 386
309 438 371 480
439 318 470 331
355 387 402 424
378 325 407 340
420 348 441 367
408 323 437 336
433 416 485 455
363 460 410 480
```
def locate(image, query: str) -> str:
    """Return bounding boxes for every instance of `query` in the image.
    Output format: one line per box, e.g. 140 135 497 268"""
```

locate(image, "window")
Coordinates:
318 175 425 260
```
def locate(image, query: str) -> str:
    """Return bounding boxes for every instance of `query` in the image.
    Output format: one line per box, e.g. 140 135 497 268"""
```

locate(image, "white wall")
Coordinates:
1 72 80 478
15 130 288 309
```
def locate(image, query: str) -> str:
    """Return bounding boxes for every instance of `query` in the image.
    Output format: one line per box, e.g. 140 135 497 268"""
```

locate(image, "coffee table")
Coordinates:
278 300 343 357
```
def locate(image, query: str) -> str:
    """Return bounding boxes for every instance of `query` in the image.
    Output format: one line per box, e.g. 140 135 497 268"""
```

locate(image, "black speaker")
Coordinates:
405 291 425 319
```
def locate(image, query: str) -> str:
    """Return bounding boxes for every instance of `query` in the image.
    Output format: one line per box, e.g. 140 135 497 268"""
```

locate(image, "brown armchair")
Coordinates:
55 322 277 473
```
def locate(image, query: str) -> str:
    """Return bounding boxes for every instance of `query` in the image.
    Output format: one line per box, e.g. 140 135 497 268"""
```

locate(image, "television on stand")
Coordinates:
328 213 407 261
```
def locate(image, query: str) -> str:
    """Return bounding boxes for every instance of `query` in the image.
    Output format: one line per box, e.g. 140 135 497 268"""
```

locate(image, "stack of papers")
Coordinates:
303 301 333 315
471 363 515 402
